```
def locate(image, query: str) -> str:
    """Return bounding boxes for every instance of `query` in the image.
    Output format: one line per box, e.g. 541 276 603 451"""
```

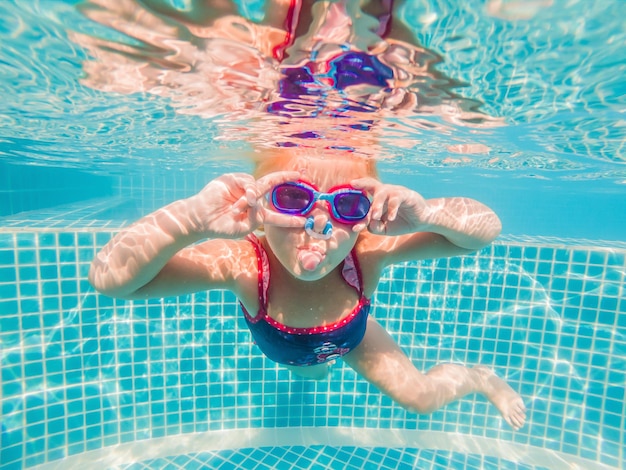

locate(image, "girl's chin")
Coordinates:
293 267 325 280
291 262 329 280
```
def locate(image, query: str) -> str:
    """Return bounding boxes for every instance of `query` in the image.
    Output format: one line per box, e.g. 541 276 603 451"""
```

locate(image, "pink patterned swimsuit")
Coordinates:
241 235 371 366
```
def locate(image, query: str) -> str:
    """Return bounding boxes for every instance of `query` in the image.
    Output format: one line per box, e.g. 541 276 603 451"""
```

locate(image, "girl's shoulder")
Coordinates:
191 236 262 305
354 231 389 261
192 237 259 273
353 233 389 297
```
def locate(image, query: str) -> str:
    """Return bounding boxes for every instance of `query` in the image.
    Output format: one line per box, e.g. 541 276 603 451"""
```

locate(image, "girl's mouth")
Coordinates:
297 245 326 271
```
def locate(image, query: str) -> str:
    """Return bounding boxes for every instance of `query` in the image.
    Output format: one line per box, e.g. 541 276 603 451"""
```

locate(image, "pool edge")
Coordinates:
30 427 618 470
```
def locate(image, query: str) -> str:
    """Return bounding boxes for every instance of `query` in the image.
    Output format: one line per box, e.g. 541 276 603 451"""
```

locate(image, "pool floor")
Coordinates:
119 446 542 470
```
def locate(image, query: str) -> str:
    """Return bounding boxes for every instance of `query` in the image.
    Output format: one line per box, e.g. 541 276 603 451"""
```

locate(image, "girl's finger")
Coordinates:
256 171 302 195
352 221 368 233
385 195 401 222
262 208 307 228
245 185 258 206
232 195 249 214
370 190 389 220
368 219 387 235
349 177 379 192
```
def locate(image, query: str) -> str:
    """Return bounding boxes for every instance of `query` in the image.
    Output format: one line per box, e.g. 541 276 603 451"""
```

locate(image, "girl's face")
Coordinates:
262 156 372 280
264 206 361 280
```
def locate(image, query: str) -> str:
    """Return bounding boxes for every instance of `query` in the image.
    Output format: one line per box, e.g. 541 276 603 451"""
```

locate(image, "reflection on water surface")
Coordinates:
0 0 623 179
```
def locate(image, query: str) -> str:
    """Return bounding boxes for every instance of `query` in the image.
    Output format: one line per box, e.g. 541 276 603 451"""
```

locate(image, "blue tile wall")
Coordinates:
0 231 625 469
114 166 240 217
0 167 241 231
0 162 115 217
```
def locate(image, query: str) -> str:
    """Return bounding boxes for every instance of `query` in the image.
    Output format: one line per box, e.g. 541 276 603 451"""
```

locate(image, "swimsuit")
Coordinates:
241 235 370 366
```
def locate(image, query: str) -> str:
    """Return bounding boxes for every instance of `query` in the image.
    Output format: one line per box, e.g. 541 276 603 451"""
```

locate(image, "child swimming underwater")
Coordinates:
89 148 527 430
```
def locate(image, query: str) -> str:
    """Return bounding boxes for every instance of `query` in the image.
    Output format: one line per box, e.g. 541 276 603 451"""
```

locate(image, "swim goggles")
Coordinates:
270 181 371 224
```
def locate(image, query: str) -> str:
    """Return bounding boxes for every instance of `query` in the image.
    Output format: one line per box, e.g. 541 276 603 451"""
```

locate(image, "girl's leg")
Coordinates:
342 318 526 430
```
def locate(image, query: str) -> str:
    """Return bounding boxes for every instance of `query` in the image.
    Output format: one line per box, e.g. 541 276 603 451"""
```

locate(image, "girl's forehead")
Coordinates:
292 157 370 187
254 147 376 186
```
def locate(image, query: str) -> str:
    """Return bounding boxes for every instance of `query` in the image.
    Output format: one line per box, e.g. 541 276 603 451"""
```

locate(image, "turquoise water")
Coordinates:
1 0 625 469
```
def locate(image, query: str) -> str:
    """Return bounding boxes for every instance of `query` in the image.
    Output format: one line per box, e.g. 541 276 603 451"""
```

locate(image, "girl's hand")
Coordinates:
350 178 429 236
187 171 305 238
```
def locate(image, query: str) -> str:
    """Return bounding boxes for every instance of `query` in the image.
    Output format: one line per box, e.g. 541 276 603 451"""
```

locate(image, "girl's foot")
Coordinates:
475 366 527 430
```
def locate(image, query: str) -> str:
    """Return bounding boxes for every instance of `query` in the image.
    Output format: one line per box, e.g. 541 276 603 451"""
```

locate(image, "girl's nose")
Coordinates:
304 210 333 240
311 210 331 231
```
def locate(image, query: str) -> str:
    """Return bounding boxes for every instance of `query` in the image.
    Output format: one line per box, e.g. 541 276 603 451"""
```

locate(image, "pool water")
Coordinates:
1 0 625 469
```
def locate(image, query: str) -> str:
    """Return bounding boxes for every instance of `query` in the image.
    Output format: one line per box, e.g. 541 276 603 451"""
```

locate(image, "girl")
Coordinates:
89 148 527 430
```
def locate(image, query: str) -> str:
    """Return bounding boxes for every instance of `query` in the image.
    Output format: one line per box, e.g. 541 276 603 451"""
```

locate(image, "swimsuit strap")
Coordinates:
342 249 364 297
246 234 270 314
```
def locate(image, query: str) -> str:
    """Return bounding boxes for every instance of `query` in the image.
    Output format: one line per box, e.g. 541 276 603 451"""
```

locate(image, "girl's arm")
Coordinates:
351 178 502 266
89 198 211 299
89 171 303 299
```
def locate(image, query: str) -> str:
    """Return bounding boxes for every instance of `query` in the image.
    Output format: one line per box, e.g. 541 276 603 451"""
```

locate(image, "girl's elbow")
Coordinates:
87 263 101 291
88 264 134 300
490 215 503 241
91 284 138 301
478 211 502 245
